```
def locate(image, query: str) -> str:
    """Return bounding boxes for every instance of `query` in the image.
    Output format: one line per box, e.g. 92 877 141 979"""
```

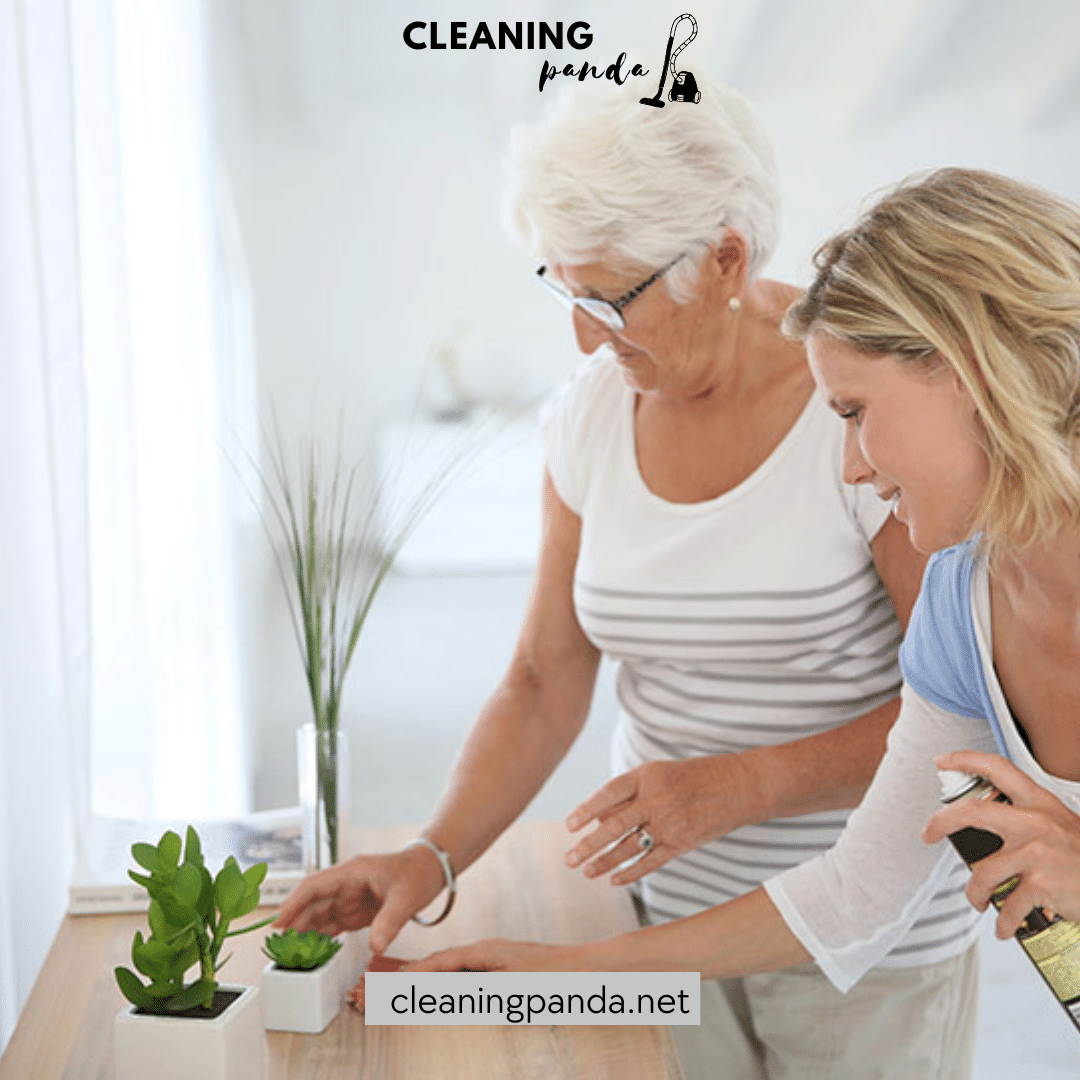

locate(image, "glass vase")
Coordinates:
297 722 349 873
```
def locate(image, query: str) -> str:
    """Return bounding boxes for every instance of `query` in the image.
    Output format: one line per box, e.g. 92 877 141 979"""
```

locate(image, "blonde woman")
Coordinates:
412 168 1080 1077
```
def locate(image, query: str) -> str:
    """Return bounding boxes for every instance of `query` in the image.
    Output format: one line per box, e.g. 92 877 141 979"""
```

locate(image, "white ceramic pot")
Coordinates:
261 947 345 1033
114 983 263 1080
340 931 364 992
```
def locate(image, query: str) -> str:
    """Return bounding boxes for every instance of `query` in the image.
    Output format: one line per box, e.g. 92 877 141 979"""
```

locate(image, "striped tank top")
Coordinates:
541 355 977 969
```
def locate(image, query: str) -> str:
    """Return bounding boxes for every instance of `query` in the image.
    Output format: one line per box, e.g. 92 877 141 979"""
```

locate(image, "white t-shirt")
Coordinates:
767 550 1079 992
541 354 977 971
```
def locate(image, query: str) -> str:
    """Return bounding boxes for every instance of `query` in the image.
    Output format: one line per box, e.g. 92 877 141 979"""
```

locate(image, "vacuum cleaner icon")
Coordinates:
640 14 701 108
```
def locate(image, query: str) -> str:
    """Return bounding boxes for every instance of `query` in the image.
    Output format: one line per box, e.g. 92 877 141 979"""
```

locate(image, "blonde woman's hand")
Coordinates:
403 939 591 973
565 755 757 885
273 846 448 955
923 750 1080 938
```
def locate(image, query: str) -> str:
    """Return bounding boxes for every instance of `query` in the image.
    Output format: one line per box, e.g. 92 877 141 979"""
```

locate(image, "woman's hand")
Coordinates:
922 750 1080 938
403 939 590 973
273 846 448 955
565 755 757 885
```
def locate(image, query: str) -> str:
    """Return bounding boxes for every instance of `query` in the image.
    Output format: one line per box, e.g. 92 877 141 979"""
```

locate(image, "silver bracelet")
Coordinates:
405 836 457 926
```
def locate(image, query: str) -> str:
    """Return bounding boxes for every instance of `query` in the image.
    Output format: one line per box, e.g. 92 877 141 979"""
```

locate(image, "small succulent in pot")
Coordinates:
262 928 343 971
115 826 275 1014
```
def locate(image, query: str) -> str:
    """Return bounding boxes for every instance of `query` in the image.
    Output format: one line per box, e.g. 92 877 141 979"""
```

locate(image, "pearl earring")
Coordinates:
728 296 741 313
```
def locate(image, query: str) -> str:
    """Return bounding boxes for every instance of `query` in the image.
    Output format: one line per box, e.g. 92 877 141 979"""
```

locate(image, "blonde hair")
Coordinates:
784 168 1080 554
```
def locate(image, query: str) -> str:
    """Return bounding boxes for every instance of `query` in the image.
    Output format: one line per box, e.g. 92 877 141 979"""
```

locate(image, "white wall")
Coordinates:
209 0 1080 424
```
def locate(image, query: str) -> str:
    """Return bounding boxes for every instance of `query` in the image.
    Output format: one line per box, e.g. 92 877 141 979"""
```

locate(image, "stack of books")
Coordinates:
69 807 305 915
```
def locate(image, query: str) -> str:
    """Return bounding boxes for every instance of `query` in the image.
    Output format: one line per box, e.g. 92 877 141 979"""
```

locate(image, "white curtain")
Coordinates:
0 0 88 1050
0 0 251 1050
80 0 250 821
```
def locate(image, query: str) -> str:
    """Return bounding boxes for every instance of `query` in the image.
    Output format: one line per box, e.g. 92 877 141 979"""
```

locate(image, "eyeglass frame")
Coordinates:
535 255 684 332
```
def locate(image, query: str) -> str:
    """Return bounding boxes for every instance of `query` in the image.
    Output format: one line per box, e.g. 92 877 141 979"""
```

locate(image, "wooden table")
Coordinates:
0 822 684 1079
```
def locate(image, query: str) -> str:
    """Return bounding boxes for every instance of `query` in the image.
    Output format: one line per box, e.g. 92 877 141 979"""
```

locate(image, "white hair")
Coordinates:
503 77 781 300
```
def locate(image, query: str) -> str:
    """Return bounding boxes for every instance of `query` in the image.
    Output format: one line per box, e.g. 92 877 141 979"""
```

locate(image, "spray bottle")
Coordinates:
939 770 1080 1033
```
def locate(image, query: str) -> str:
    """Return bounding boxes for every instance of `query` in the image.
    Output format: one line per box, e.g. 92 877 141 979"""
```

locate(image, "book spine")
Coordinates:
69 873 303 915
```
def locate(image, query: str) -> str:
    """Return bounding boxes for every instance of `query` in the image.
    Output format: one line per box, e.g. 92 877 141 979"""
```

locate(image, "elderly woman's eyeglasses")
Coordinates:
535 256 683 332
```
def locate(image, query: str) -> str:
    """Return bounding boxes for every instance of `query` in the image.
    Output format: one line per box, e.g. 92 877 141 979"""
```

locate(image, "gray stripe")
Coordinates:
652 861 766 892
886 922 980 957
625 700 860 744
593 632 851 651
577 582 885 628
627 648 821 667
732 818 850 838
645 880 739 911
621 678 886 744
902 904 977 929
762 817 851 831
629 667 901 715
591 601 887 650
619 695 866 761
820 607 903 659
577 562 875 604
641 898 722 922
620 706 754 756
675 847 806 875
808 638 907 674
663 652 900 687
615 687 699 760
709 833 835 854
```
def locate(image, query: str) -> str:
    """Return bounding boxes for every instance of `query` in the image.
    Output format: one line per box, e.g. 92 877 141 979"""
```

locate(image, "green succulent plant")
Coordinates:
114 826 275 1014
262 928 343 971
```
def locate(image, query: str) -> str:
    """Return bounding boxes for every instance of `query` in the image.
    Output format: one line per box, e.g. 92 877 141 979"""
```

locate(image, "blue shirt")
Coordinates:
898 539 1009 757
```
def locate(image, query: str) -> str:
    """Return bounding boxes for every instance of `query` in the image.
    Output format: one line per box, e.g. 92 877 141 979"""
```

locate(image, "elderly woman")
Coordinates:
413 167 1080 1076
276 84 974 1077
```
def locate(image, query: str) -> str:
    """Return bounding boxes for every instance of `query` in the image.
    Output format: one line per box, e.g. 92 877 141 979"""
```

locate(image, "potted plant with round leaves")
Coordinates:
113 826 275 1080
260 927 345 1033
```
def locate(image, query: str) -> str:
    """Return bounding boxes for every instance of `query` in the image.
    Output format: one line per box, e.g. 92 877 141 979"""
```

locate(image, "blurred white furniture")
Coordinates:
378 415 543 575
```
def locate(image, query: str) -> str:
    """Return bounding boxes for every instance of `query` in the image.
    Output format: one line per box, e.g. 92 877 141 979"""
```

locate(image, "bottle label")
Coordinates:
941 770 1080 1033
1021 920 1080 1004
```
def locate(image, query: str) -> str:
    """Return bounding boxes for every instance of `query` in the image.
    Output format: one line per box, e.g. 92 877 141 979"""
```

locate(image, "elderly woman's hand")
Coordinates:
273 846 448 955
922 750 1080 938
565 755 759 885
